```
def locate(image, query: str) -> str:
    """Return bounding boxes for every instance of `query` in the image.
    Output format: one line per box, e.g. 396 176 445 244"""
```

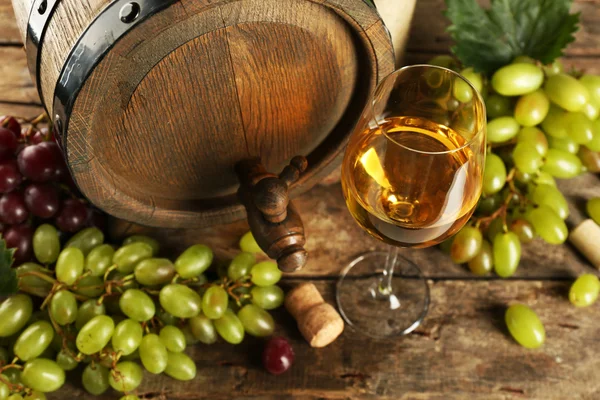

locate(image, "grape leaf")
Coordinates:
363 0 376 8
445 0 580 75
0 239 17 296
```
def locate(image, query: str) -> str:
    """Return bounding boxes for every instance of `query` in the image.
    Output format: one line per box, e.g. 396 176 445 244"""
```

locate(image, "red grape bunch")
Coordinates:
0 115 97 264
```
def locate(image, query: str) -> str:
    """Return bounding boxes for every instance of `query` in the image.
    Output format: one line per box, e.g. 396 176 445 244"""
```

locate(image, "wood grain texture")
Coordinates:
0 47 38 103
46 280 600 400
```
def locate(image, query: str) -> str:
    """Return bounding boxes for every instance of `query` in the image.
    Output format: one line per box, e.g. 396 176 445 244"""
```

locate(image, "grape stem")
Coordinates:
0 365 25 394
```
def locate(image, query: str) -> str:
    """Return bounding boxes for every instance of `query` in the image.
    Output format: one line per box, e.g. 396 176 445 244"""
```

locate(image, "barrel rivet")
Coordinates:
37 0 48 15
120 2 140 23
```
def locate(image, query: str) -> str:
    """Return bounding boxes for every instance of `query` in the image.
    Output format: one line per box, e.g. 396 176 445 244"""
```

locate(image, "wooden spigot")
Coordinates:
236 156 308 272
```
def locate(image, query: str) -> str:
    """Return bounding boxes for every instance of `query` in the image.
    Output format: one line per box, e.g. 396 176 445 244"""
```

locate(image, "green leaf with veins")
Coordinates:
445 0 579 75
0 239 17 296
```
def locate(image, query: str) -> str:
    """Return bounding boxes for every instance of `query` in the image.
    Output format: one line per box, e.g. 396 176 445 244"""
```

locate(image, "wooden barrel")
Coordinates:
12 0 395 229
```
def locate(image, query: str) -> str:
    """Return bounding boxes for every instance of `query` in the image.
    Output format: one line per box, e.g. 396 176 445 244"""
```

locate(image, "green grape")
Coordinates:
578 146 600 173
487 117 520 143
476 193 502 215
76 300 106 331
139 334 168 374
16 263 52 292
485 218 505 243
533 171 556 187
214 309 245 344
188 314 217 344
181 325 199 345
544 73 589 112
526 205 568 244
49 290 78 326
82 364 110 395
493 232 521 278
112 319 143 356
239 231 263 254
566 112 594 144
541 105 570 139
24 391 46 400
517 127 548 156
491 63 544 96
486 94 512 118
76 315 115 355
202 286 228 319
586 198 600 224
237 304 275 337
159 284 202 318
120 395 139 400
542 59 563 76
84 244 115 277
109 361 143 392
66 227 104 256
467 240 493 275
583 99 600 120
119 289 155 322
32 224 60 264
514 89 549 127
164 351 196 381
174 244 213 279
56 350 78 371
428 55 460 71
123 235 159 256
542 148 583 178
228 252 256 281
157 309 177 326
587 121 600 152
113 242 153 274
482 153 507 196
13 321 54 361
510 219 535 244
120 349 140 362
21 358 65 392
7 395 22 400
505 304 545 348
55 247 84 286
548 135 579 154
512 55 535 64
3 368 20 385
250 261 282 287
159 326 186 353
580 74 600 104
0 379 7 400
449 226 482 264
531 184 569 219
513 142 543 174
454 68 482 103
251 286 284 310
134 258 176 286
73 275 104 298
107 271 139 291
569 274 600 307
0 295 32 337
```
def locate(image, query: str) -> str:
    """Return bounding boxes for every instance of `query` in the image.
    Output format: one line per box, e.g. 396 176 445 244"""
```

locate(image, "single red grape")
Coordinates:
0 116 21 137
0 127 18 160
0 191 29 224
4 224 33 264
17 141 64 182
55 198 88 232
0 160 23 193
30 129 47 144
263 337 295 375
24 183 60 218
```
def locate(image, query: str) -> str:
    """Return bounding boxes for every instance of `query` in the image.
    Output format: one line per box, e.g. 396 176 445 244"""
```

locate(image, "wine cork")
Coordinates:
285 283 344 348
569 219 600 269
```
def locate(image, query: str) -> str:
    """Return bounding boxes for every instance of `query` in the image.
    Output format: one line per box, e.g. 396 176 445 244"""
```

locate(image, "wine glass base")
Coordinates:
336 251 430 338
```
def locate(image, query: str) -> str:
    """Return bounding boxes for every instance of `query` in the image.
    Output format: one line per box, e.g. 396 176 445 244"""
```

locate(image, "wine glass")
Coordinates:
337 65 486 338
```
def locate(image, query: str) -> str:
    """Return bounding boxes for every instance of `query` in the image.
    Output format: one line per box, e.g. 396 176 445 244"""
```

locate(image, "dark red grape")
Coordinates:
0 116 21 137
0 160 22 193
17 141 64 182
4 224 33 264
31 130 45 144
0 127 18 160
55 199 88 232
263 337 295 375
24 183 60 218
0 191 29 224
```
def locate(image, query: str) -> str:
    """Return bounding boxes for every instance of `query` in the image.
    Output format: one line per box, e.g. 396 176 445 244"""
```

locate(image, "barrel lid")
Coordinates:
62 0 394 227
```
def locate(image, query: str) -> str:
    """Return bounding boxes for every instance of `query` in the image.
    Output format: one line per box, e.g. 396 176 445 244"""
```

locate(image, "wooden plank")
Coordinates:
110 172 600 279
46 280 600 400
0 102 43 118
0 0 20 44
0 47 38 104
406 0 600 57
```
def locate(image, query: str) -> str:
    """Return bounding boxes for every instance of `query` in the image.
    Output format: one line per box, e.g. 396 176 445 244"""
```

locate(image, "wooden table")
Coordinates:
2 1 600 399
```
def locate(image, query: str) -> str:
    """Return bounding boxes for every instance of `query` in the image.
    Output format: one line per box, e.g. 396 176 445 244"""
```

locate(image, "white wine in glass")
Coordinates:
337 65 486 338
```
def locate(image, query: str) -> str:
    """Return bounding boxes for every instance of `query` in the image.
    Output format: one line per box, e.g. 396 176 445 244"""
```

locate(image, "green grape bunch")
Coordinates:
0 226 285 399
431 55 600 279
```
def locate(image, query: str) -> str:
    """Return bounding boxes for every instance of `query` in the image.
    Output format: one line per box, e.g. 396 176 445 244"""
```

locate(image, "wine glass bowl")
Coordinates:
337 65 486 338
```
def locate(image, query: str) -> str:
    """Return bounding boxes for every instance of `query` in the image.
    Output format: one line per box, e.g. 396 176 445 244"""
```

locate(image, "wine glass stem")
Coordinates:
379 245 399 296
